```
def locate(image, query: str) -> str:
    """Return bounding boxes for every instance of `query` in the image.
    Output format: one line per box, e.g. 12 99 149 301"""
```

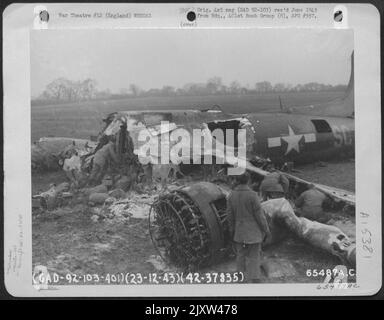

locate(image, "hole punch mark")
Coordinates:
334 10 343 22
39 10 49 23
187 11 196 22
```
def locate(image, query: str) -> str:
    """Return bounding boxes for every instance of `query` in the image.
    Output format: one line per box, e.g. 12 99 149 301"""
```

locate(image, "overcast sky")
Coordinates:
31 28 353 97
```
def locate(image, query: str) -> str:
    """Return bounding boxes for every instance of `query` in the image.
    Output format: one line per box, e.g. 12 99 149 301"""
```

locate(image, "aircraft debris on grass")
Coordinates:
31 53 355 211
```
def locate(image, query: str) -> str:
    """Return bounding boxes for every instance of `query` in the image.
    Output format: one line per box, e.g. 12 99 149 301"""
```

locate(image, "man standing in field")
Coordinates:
121 130 142 187
227 172 271 283
88 136 120 186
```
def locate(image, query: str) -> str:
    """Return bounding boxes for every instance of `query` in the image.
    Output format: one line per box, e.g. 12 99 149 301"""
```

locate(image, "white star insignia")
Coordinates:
281 125 303 155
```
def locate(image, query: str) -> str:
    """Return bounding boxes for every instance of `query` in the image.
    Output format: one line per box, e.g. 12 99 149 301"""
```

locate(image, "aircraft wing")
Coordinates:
243 159 355 209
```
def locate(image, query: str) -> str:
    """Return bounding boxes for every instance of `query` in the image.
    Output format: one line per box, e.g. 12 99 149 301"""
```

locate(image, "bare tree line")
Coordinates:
32 76 347 105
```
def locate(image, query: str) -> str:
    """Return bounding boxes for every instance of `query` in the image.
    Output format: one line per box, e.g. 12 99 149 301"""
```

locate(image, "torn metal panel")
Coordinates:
206 116 257 160
31 137 96 172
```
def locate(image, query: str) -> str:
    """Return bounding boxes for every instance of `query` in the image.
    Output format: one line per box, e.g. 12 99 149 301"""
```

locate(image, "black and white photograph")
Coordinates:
3 3 381 297
30 27 357 285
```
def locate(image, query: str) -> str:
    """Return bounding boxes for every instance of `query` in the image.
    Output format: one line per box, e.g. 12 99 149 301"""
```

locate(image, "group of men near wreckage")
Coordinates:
227 167 330 283
61 130 329 283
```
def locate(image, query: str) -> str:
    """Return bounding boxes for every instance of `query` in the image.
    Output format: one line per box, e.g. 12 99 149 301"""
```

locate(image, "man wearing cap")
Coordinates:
227 172 271 283
260 164 289 200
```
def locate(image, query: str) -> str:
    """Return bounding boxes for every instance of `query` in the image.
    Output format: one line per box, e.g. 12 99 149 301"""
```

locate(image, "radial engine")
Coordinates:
149 182 231 269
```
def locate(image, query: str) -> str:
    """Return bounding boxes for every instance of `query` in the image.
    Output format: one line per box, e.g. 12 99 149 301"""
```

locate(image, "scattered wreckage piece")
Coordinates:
96 192 157 222
149 181 355 270
89 193 110 205
262 198 356 266
32 182 73 210
146 255 180 273
83 184 108 196
107 200 149 220
31 137 96 172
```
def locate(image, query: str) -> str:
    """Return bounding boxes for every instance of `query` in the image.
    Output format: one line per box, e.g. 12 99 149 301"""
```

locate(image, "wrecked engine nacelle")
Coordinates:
149 182 230 268
262 198 356 266
150 182 356 270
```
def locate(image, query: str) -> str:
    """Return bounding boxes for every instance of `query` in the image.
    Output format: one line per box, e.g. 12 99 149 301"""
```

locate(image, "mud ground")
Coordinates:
32 160 355 284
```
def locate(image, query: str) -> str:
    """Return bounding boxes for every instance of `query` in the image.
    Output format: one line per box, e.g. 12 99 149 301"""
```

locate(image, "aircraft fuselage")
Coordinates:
242 112 354 164
105 110 354 165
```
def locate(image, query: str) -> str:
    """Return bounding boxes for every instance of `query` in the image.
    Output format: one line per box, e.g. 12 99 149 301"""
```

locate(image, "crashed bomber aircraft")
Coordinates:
97 53 354 168
32 53 356 269
93 52 355 208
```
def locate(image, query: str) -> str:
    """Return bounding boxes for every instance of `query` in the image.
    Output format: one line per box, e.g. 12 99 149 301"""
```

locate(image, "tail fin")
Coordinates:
288 51 354 118
343 51 354 117
345 51 354 97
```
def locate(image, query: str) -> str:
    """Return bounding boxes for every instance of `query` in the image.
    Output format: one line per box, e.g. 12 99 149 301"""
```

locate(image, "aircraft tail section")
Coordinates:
342 51 354 116
345 51 354 99
289 52 354 118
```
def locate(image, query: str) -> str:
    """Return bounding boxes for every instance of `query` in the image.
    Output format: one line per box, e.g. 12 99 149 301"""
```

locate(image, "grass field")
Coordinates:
31 91 345 142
